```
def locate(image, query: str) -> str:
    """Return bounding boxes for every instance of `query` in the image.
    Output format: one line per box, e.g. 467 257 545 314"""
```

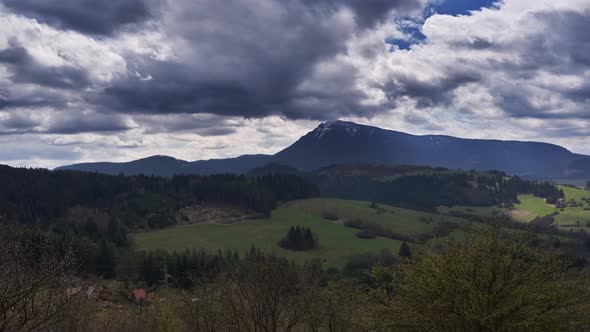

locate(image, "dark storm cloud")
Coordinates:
493 86 590 120
0 111 135 135
386 71 482 108
98 60 271 117
1 0 152 35
136 114 240 136
532 10 590 68
0 46 89 89
1 0 424 127
566 82 590 103
2 0 588 138
97 57 379 121
1 113 40 129
91 0 422 121
44 113 135 134
0 88 69 110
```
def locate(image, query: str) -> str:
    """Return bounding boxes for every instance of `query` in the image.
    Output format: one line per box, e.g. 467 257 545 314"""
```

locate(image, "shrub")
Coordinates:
322 210 339 221
356 229 377 239
343 218 412 242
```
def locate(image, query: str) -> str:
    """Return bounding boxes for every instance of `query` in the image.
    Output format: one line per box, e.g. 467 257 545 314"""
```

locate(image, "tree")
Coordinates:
107 218 129 247
371 227 590 330
586 180 590 190
553 237 561 249
398 241 411 258
95 240 116 278
278 226 318 251
216 252 322 331
0 225 83 332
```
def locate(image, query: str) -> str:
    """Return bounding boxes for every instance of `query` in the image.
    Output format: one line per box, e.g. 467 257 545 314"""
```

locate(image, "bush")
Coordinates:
322 210 339 221
398 241 411 258
356 229 377 239
344 218 413 242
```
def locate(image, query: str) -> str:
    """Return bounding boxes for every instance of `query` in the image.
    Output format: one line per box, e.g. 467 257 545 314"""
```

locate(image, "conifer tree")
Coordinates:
399 241 412 258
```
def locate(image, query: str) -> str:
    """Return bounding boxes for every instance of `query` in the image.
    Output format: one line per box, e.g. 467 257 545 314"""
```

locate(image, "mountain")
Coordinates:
55 155 209 177
56 121 590 181
190 154 273 174
57 154 273 176
274 121 589 178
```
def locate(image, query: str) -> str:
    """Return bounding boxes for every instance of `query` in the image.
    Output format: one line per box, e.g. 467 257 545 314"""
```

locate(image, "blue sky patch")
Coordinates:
427 0 500 17
386 0 500 50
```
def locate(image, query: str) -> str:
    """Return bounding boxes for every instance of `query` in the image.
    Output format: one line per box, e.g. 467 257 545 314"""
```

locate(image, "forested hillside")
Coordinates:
310 165 563 210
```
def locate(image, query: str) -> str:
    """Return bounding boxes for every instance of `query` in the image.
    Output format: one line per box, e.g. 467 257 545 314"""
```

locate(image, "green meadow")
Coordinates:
499 186 590 232
134 187 590 267
513 194 556 222
134 198 467 267
436 185 590 234
554 185 590 232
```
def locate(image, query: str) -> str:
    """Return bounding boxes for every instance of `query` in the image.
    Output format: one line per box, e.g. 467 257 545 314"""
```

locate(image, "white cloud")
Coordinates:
1 0 590 167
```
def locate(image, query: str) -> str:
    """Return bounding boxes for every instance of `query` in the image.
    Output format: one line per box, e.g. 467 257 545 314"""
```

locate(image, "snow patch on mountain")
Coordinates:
313 121 360 140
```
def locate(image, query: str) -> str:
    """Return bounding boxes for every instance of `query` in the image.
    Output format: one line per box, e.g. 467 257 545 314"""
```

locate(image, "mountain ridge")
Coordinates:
56 121 590 182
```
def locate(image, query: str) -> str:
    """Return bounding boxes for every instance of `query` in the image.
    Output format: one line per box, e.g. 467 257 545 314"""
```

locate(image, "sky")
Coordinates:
0 0 589 168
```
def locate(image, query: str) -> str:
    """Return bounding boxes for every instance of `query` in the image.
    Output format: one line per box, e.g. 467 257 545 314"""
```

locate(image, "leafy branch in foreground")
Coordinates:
0 225 83 332
370 227 590 331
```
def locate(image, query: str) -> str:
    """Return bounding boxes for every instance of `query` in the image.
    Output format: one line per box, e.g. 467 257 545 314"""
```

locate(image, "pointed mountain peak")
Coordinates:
313 120 362 140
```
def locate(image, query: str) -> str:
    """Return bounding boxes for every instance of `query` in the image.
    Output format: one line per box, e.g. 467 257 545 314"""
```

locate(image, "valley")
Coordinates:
135 198 468 267
2 156 590 331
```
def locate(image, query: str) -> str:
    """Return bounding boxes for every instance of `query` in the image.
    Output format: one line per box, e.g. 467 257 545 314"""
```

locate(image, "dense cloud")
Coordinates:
93 0 423 120
0 0 589 167
1 0 152 35
0 46 90 89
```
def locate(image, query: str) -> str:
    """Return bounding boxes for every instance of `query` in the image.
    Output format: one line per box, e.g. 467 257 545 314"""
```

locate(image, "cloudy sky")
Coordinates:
0 0 589 168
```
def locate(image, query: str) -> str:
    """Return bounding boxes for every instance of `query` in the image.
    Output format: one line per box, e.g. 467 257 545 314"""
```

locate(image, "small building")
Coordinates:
129 288 151 304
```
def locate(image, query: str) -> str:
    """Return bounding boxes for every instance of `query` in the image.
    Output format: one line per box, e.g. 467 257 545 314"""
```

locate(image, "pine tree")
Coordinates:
399 241 412 258
95 240 116 278
278 226 318 251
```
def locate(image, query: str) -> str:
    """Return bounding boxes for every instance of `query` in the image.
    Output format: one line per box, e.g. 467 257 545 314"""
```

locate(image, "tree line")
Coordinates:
0 165 319 277
2 225 589 331
313 170 565 210
0 166 319 227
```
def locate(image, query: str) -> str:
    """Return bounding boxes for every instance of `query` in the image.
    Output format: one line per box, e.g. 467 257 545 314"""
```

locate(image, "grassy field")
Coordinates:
436 186 590 233
134 198 467 267
512 195 556 222
554 186 590 232
290 198 465 236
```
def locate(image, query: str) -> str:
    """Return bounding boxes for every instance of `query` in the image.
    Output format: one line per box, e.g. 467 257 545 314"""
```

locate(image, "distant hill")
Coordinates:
56 121 590 181
190 154 273 174
56 155 211 177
